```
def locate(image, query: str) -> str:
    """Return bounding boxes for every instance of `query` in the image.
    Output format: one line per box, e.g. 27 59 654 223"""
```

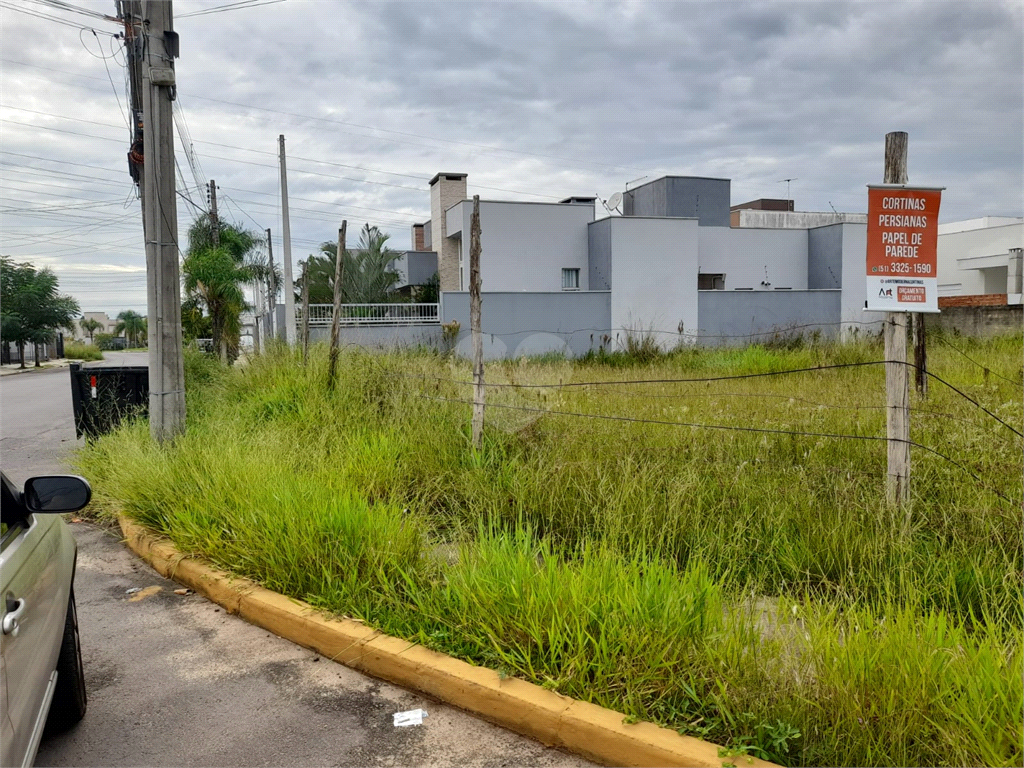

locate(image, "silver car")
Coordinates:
1 472 91 768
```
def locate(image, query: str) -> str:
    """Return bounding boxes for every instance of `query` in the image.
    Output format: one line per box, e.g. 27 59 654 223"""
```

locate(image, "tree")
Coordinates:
296 224 401 305
181 213 269 362
115 310 147 348
80 316 103 344
1 257 80 368
416 271 440 303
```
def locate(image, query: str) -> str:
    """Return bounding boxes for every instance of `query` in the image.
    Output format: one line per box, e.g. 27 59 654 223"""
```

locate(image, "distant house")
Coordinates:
936 217 1023 306
73 311 119 342
421 172 870 357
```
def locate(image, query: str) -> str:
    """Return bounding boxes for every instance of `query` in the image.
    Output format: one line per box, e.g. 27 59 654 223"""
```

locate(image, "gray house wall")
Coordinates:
390 251 438 288
623 177 732 228
307 324 444 350
696 289 842 345
606 217 699 348
837 222 871 335
588 218 612 290
698 226 809 290
807 225 844 289
440 291 611 359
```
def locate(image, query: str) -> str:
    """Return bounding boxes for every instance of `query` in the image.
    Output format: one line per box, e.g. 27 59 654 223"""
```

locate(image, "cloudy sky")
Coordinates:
1 0 1021 315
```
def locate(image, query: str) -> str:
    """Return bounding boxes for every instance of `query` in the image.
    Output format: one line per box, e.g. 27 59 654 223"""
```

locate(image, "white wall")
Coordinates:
697 226 809 290
838 222 872 335
446 200 594 293
608 217 699 348
937 221 1023 296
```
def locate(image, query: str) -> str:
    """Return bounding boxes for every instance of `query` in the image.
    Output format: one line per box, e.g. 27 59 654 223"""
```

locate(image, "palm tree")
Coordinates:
181 213 268 362
80 317 102 344
116 310 146 348
301 224 401 305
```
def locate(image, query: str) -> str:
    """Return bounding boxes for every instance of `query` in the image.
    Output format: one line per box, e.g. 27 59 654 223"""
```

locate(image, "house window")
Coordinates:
562 268 580 291
698 273 725 290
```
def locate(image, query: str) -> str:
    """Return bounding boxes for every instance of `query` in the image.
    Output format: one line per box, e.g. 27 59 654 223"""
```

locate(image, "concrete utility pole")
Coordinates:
266 228 276 341
140 0 185 442
208 179 220 246
883 131 911 508
470 195 485 450
327 221 346 390
278 135 296 346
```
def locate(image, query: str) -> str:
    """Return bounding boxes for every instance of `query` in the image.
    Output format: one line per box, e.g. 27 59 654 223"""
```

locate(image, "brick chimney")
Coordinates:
429 173 467 291
411 223 425 251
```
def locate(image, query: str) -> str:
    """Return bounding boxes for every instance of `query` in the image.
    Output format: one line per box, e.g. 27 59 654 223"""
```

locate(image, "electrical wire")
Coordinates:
415 392 1016 505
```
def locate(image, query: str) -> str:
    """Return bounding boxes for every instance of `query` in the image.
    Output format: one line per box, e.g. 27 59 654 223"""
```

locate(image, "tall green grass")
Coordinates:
64 341 103 361
79 334 1023 766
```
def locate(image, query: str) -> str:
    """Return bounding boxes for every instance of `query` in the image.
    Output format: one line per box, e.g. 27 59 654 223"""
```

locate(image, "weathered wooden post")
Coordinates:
882 131 911 508
470 195 485 450
300 258 310 364
327 221 346 390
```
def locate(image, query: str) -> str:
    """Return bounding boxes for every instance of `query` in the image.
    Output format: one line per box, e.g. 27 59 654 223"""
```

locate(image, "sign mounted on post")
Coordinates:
865 185 943 313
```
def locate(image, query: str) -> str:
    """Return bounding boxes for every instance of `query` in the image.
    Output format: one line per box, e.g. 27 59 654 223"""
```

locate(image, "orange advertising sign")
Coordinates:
865 186 942 312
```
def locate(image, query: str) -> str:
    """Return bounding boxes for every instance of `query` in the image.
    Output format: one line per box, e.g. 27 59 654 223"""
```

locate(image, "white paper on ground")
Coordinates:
393 709 428 727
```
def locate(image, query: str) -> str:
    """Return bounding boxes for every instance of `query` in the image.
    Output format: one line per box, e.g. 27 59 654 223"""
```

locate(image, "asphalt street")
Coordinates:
1 355 590 767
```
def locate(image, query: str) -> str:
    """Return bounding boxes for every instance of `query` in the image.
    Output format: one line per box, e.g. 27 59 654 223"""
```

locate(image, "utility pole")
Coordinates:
138 0 185 442
470 195 485 450
266 228 276 341
208 179 220 246
883 131 910 508
327 221 346 390
278 135 296 347
252 281 261 355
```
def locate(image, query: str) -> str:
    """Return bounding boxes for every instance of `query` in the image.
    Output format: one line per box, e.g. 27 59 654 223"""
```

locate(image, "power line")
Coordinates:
177 0 285 18
0 57 648 177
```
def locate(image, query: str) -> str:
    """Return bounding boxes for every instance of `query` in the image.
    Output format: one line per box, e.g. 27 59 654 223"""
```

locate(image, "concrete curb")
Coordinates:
117 515 776 768
0 360 72 377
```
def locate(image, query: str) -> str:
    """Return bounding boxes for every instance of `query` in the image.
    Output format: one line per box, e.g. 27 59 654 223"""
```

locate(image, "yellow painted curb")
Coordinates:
117 515 777 768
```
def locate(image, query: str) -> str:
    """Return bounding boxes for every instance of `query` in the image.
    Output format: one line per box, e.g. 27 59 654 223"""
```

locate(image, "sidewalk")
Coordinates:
0 359 72 377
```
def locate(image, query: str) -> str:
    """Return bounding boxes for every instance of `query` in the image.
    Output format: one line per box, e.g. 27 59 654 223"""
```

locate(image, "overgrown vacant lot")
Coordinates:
80 333 1023 767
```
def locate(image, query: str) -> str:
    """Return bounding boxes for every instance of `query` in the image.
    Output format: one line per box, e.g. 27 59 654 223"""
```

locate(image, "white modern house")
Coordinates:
414 172 872 357
285 171 1019 359
936 217 1023 304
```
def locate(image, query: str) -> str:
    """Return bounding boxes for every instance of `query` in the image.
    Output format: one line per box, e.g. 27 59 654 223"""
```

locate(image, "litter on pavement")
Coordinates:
393 709 428 727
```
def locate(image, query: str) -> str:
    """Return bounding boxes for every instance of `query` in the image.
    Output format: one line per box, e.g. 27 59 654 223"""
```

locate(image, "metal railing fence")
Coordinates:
301 303 440 326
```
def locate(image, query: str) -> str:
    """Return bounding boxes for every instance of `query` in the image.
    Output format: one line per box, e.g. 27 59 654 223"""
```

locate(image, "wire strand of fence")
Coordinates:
414 392 1017 506
920 367 1023 438
929 333 1020 384
399 359 1023 438
578 387 994 429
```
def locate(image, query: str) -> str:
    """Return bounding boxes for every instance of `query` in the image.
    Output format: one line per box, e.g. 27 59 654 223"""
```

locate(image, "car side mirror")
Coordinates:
23 475 92 513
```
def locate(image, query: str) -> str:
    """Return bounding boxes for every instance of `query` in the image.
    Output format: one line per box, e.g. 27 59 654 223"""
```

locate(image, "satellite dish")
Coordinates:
607 191 623 213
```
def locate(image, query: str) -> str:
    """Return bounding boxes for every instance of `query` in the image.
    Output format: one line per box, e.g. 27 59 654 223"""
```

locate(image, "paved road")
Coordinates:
1 360 589 767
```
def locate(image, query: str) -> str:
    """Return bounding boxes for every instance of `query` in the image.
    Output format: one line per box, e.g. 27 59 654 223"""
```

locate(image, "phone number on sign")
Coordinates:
877 263 932 275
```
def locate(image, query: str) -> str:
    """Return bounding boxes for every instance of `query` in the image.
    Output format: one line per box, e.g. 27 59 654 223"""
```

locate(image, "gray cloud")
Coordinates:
0 0 1020 314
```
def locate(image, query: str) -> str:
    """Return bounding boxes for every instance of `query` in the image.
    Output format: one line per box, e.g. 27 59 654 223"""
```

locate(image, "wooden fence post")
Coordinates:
301 259 310 364
913 313 927 397
327 221 346 390
470 195 485 450
883 131 911 508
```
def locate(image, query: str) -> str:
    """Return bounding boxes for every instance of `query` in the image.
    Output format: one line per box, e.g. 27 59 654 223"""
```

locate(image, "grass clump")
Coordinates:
78 334 1024 766
64 341 103 361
